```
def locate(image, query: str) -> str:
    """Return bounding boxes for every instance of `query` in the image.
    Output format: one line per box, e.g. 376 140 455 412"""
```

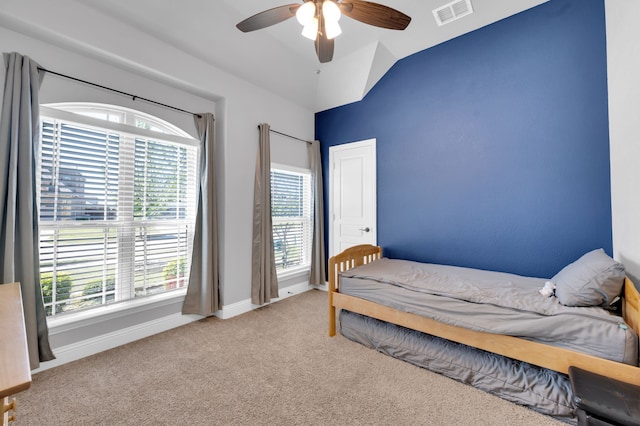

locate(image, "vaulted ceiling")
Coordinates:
5 0 549 111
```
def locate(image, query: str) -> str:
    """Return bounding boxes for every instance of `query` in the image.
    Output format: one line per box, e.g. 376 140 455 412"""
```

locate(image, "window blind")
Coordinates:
270 168 312 273
39 106 198 316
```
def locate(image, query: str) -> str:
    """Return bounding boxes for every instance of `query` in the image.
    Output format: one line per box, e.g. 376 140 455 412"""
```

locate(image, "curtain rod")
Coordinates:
259 126 312 144
39 67 201 118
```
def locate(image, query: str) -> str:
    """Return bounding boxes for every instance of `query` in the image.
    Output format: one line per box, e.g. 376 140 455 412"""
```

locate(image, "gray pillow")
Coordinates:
552 249 625 307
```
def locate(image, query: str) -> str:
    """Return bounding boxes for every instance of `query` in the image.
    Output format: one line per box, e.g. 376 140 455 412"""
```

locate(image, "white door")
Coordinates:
329 139 377 257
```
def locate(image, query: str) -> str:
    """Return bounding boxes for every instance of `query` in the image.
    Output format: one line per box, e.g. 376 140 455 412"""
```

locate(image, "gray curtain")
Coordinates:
308 140 326 286
0 52 55 369
251 123 278 305
182 113 220 315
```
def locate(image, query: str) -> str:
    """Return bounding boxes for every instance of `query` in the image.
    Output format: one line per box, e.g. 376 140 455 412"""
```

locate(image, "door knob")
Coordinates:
359 227 370 232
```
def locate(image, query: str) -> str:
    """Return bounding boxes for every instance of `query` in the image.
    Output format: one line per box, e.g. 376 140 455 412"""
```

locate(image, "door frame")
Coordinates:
329 138 377 258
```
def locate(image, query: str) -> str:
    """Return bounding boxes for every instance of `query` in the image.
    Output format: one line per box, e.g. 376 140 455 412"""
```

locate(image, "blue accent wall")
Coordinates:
315 0 611 278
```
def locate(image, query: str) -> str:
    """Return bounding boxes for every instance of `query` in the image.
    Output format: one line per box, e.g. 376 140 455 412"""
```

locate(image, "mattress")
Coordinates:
339 310 576 421
339 258 638 365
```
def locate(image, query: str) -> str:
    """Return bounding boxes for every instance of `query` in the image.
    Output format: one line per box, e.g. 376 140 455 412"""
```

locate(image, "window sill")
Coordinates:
47 288 188 334
277 266 310 280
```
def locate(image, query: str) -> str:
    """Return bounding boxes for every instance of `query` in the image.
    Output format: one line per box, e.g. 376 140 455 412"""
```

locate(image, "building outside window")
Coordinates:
38 103 199 316
270 166 313 276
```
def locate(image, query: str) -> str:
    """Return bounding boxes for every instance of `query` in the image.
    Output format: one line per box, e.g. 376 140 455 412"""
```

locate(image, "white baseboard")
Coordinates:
35 281 314 372
312 282 328 292
216 281 313 319
35 311 201 373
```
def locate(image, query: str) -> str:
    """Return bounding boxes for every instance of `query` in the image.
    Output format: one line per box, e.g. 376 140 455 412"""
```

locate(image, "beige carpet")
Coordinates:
17 290 564 425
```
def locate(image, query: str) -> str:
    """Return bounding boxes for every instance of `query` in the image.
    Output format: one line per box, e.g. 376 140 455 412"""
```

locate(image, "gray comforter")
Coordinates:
340 258 638 365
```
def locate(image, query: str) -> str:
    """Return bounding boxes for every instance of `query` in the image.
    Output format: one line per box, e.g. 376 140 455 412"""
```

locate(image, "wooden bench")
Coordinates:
1 283 32 425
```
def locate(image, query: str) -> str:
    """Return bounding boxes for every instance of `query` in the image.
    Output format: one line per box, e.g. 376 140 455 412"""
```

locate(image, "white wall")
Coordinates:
605 1 640 284
0 0 314 367
0 0 314 304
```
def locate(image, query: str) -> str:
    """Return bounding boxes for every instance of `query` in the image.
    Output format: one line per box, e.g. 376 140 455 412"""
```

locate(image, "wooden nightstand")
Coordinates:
1 283 32 425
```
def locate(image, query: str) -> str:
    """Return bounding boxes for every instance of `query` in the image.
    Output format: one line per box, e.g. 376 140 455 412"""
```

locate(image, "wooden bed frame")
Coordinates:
328 244 640 386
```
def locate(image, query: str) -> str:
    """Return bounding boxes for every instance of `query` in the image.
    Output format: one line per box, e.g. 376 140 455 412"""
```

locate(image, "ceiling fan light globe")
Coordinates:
322 0 341 22
302 18 319 40
296 1 316 26
325 20 342 39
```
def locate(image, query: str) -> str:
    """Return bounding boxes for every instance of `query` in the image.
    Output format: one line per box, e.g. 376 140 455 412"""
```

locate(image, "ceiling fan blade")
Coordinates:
339 0 411 30
236 4 301 32
315 19 334 63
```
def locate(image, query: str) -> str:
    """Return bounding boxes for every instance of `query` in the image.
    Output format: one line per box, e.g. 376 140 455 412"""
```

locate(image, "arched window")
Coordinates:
38 103 199 316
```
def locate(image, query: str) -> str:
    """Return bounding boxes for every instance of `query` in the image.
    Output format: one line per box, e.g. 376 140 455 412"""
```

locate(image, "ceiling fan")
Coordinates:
236 0 411 63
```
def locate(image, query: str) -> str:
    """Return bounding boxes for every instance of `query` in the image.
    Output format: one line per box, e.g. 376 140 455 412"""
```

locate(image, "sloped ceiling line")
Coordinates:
2 0 550 112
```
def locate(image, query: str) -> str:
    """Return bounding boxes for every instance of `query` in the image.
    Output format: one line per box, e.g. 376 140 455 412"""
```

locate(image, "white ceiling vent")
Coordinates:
433 0 474 26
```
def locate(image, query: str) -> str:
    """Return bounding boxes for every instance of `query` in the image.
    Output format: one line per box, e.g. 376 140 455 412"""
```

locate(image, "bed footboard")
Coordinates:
623 277 640 336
